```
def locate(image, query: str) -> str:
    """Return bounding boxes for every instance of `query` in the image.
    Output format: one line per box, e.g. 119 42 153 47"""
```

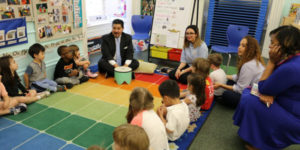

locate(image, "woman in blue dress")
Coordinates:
233 25 300 150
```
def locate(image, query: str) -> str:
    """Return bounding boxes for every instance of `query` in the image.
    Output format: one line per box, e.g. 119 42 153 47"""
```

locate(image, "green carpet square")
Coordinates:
37 92 74 107
46 115 96 141
5 103 47 121
76 100 119 121
53 95 94 113
102 107 127 127
22 108 70 130
73 122 114 148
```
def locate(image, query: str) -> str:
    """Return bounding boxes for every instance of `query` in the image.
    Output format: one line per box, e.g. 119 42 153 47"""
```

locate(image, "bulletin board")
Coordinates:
0 0 33 21
0 17 28 48
150 0 194 49
33 0 83 42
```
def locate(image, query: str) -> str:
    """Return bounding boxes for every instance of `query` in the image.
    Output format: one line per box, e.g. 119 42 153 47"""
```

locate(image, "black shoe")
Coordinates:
105 72 113 79
160 67 170 73
65 83 74 89
79 76 89 83
10 103 27 115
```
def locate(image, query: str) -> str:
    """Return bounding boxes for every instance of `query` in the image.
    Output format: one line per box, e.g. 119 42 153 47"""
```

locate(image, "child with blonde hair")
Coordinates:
113 124 150 150
69 45 98 78
127 87 169 150
183 73 206 122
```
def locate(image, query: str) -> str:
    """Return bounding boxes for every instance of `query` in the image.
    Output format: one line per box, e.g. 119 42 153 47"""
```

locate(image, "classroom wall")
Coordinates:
0 22 84 81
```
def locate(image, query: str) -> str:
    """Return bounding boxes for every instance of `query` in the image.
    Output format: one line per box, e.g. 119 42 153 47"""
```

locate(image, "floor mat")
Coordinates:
1 73 214 150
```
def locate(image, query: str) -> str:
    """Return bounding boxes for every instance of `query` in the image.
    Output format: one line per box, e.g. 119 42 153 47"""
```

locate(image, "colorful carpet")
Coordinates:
0 73 213 150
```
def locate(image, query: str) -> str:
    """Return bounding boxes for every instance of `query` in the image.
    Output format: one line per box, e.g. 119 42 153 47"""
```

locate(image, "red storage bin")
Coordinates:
168 48 182 61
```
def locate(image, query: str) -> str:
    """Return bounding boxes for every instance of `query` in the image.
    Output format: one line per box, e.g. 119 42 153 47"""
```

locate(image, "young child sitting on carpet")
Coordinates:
24 43 66 92
54 45 89 89
113 124 150 150
157 80 190 141
127 87 169 150
0 68 27 116
208 53 227 100
183 73 206 122
181 58 214 110
0 55 48 104
69 45 98 78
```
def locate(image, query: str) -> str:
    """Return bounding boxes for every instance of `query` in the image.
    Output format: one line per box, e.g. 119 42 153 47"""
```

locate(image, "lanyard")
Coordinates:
277 52 300 66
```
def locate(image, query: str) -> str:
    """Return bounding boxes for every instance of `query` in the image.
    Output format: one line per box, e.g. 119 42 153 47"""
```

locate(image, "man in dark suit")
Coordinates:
98 19 139 78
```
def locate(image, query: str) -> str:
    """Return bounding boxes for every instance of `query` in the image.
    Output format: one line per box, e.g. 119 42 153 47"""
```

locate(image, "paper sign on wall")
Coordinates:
0 18 28 48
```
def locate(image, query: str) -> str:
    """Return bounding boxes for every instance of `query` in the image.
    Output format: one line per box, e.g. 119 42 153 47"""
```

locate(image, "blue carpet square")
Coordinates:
61 144 85 150
16 134 66 150
170 102 215 150
0 118 15 130
0 124 39 149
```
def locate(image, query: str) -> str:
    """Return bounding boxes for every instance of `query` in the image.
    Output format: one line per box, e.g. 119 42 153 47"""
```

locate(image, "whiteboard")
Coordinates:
150 0 194 49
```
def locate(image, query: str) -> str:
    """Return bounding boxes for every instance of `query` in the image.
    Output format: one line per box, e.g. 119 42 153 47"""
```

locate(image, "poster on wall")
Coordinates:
33 0 82 42
73 0 82 28
0 0 33 21
0 18 28 48
141 0 155 16
150 0 194 48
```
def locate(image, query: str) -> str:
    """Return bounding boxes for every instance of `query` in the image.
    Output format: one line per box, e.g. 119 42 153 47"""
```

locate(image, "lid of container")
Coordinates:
114 66 132 72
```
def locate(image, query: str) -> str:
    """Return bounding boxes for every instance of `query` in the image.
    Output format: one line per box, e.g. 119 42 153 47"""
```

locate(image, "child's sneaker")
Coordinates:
57 85 66 92
87 69 98 78
79 76 89 83
10 103 27 115
65 83 74 89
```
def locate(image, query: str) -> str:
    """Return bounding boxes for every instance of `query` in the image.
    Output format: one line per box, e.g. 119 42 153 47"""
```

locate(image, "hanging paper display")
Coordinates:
33 0 82 42
73 0 82 28
114 0 126 18
0 0 33 21
0 18 28 48
141 0 155 16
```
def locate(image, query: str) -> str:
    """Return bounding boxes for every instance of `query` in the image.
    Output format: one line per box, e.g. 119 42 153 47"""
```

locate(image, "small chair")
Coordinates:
211 24 249 72
131 15 153 40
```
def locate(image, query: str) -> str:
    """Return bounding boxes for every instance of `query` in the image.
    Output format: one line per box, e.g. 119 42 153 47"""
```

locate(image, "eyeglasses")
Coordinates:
185 32 195 35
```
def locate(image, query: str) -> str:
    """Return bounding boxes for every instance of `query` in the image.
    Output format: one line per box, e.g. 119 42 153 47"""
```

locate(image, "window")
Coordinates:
85 0 127 26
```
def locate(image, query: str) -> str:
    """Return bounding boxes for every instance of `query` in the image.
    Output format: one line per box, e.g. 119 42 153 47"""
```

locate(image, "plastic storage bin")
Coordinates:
168 48 182 61
150 46 171 59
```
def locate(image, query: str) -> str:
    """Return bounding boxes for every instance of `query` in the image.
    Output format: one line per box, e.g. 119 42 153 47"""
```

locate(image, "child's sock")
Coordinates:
10 103 27 115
